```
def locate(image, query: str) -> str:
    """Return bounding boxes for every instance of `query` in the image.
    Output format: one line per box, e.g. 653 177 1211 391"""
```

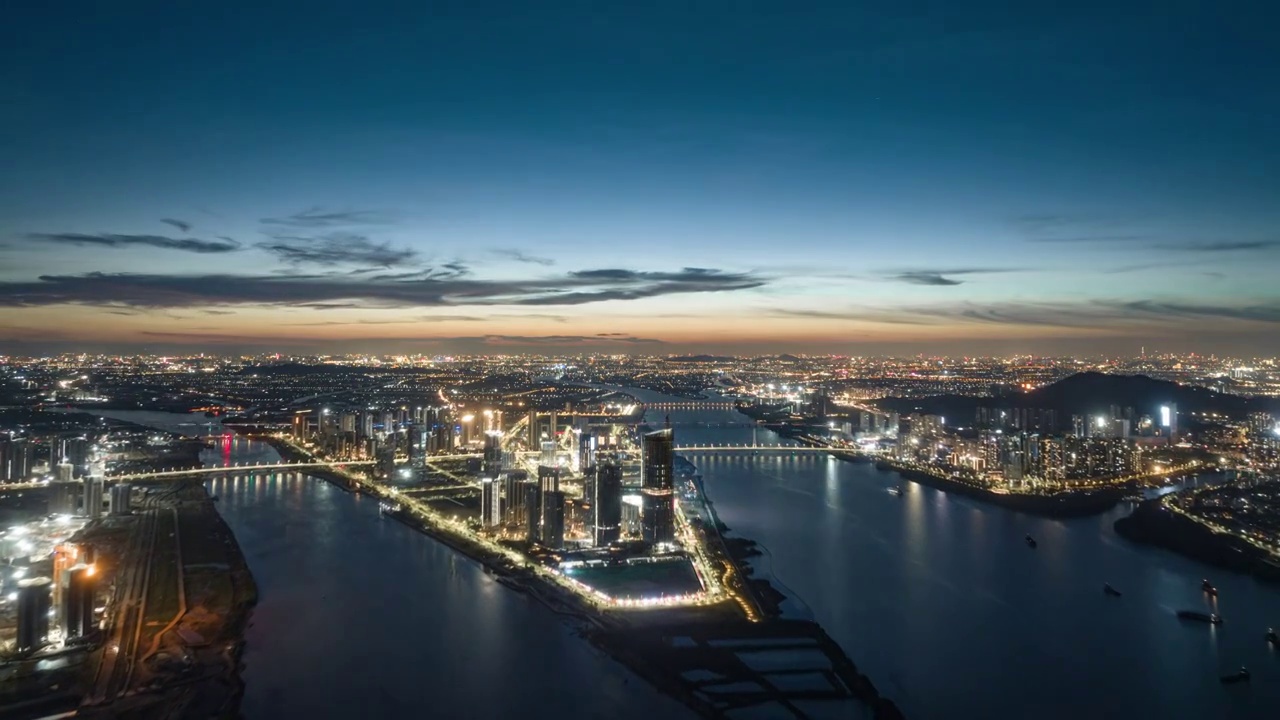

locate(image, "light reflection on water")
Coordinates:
620 387 1278 720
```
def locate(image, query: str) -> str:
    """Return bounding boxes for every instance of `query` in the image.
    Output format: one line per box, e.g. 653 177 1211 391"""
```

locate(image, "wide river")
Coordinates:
102 401 1278 719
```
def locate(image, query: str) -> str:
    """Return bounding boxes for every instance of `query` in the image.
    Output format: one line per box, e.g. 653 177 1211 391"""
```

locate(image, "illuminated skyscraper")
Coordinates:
109 484 132 515
63 564 96 640
82 476 103 519
483 431 504 476
480 477 501 527
640 429 675 545
525 483 543 543
538 465 559 493
540 441 557 468
592 460 622 547
578 432 596 475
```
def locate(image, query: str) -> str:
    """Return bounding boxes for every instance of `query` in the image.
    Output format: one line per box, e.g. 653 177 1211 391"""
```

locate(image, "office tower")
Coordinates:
483 431 504 476
340 412 357 433
16 578 52 653
525 483 543 542
640 429 676 545
49 482 78 515
541 491 566 549
82 476 104 518
578 432 596 476
109 484 132 515
376 446 396 479
540 441 557 468
292 411 309 441
526 411 538 448
538 465 560 493
592 461 622 547
621 495 643 536
1160 403 1178 438
63 437 89 474
55 462 74 482
480 477 501 527
503 471 528 523
2 436 32 482
63 564 96 640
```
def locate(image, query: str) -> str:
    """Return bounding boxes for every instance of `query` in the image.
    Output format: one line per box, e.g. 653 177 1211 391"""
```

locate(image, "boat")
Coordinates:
1103 583 1122 597
1267 628 1278 645
1177 610 1223 625
1201 579 1218 596
887 487 903 497
1025 534 1037 549
1219 667 1249 684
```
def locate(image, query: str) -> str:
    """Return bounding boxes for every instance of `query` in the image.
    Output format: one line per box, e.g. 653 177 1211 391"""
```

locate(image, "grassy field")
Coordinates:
565 558 703 600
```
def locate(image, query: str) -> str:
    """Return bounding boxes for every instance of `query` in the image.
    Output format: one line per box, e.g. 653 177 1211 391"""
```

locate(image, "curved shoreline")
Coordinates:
1114 501 1280 583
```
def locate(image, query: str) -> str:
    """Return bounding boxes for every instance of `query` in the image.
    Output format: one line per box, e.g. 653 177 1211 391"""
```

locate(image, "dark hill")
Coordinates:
877 372 1278 422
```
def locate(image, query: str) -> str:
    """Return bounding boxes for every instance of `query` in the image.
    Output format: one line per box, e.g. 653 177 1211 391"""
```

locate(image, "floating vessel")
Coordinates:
887 487 902 497
1202 579 1218 596
1266 628 1278 645
1177 610 1223 625
1103 583 1122 597
1219 667 1249 684
1025 535 1037 549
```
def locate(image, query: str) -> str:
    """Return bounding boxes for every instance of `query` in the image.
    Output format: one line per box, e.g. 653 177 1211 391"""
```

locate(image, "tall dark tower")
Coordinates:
640 428 675 545
592 460 623 547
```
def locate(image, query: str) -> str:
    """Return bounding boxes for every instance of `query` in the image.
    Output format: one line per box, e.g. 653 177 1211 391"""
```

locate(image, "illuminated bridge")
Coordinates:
675 444 856 454
105 453 483 482
640 401 737 411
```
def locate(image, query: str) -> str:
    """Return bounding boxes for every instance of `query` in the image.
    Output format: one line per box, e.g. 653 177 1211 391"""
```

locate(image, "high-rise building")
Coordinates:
525 483 543 543
578 432 596 475
109 484 132 515
592 461 622 547
503 471 529 524
1160 403 1178 438
63 564 96 640
540 441 557 468
49 482 78 515
483 431 504 476
640 429 676 545
63 437 89 475
541 491 565 549
16 577 52 653
538 465 560 493
2 436 33 483
82 476 104 519
55 462 74 482
480 477 501 527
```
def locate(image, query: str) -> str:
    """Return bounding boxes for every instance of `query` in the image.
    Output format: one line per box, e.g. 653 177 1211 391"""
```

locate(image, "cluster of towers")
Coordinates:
476 426 676 551
13 544 99 655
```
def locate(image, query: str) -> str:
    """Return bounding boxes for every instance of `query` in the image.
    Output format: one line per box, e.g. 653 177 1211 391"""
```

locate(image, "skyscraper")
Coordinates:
540 440 557 468
640 429 676 545
480 477 501 527
538 465 560 493
592 460 622 547
541 490 566 549
578 432 596 475
525 483 543 543
63 564 96 640
82 476 104 519
483 431 504 476
16 578 52 653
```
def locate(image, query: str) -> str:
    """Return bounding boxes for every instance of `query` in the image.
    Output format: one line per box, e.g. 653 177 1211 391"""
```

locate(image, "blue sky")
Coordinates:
2 1 1278 354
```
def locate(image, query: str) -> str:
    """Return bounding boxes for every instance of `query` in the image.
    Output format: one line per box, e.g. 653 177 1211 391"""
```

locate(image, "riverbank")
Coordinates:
247 431 903 718
1114 500 1280 583
876 460 1124 517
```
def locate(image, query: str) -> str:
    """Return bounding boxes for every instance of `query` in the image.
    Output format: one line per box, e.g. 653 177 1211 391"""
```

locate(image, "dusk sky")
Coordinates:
2 1 1278 355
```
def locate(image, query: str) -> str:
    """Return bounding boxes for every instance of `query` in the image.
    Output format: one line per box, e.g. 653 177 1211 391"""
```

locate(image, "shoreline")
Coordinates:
1114 500 1280 584
241 431 905 719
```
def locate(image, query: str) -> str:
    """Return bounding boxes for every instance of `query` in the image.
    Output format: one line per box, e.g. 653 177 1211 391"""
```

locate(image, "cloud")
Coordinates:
0 266 765 310
493 249 555 266
260 208 395 228
769 299 1280 330
22 232 240 254
160 218 192 232
1153 240 1280 253
885 268 1020 286
892 272 963 286
256 233 417 267
461 334 665 346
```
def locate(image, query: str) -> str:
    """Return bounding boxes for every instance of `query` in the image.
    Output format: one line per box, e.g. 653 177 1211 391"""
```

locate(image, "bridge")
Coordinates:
641 401 737 411
675 444 850 453
104 452 483 482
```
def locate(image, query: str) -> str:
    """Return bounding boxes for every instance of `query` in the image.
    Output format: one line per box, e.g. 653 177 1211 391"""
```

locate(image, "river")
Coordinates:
93 410 693 720
623 387 1279 720
96 404 1279 719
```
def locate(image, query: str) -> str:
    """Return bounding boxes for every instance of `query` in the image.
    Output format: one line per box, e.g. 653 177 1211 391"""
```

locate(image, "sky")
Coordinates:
2 1 1278 356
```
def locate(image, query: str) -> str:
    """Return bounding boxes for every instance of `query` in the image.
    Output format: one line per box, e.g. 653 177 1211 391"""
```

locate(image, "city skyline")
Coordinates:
3 2 1279 355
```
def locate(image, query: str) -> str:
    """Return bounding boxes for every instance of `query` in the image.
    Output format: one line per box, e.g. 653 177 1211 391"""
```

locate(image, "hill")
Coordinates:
876 372 1279 422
